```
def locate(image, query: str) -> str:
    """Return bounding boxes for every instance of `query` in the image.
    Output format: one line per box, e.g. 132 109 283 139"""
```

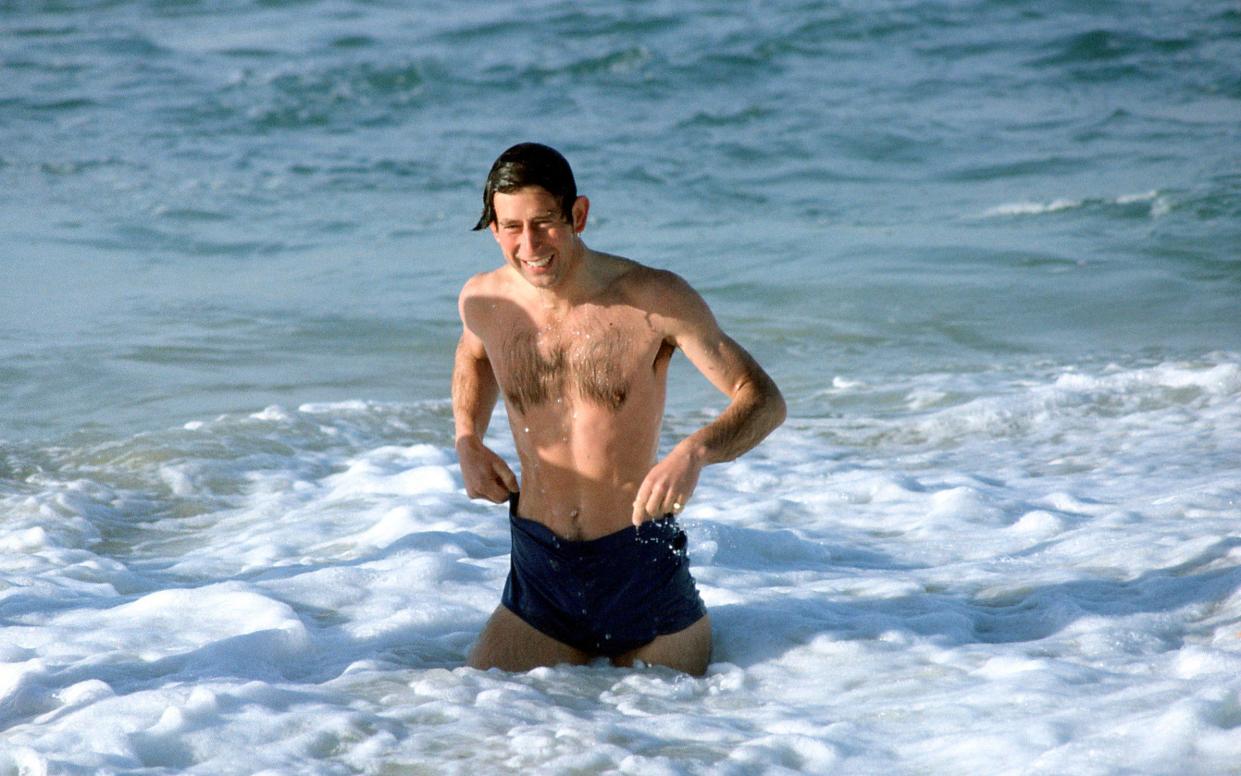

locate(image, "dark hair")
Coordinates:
472 143 577 231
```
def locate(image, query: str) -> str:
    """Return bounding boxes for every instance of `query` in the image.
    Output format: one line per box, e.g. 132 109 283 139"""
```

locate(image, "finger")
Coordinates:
474 474 503 503
631 481 651 526
478 460 509 502
464 473 489 500
486 480 510 503
494 459 519 493
643 484 668 520
631 497 646 527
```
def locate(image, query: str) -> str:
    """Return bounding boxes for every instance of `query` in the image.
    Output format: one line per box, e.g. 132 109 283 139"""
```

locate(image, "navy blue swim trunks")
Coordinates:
501 493 707 657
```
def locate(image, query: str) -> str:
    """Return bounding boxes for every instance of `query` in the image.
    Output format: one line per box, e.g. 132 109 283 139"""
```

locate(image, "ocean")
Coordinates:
2 1 1240 773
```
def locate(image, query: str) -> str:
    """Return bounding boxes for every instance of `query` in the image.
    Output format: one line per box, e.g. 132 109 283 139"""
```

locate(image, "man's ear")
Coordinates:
571 196 590 233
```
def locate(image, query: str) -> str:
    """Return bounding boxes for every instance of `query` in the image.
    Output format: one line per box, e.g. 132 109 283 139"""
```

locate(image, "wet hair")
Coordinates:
472 142 577 231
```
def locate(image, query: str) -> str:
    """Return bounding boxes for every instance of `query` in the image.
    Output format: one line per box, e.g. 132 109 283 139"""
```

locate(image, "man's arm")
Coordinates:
452 294 519 503
631 273 787 524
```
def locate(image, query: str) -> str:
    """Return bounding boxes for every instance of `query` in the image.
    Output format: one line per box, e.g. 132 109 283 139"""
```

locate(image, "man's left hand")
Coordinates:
632 441 705 526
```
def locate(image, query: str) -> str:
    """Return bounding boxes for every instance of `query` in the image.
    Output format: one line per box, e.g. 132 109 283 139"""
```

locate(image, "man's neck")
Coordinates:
527 246 608 312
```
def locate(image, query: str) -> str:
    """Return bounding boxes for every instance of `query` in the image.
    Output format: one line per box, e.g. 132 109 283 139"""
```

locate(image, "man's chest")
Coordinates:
486 316 666 413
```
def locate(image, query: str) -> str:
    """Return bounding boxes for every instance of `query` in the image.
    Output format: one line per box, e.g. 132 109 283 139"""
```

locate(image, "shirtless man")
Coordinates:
454 143 785 676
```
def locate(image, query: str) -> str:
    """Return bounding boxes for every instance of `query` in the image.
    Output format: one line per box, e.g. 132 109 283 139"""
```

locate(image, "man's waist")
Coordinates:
508 488 644 542
509 493 679 556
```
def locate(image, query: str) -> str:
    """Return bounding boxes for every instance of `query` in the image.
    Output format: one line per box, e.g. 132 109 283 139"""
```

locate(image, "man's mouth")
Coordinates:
523 256 552 269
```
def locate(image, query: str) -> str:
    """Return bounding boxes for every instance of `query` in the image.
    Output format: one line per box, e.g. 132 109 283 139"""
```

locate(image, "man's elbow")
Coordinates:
739 372 786 433
765 379 787 431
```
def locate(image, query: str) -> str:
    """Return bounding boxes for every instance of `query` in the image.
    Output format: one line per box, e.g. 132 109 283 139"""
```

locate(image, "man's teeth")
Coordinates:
526 257 551 268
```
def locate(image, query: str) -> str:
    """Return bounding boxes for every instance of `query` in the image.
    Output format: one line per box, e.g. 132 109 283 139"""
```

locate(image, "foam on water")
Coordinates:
3 356 1239 773
978 190 1172 219
3 0 1239 771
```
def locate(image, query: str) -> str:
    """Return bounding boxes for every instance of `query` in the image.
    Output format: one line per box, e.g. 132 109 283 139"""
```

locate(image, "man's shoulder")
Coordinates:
607 256 696 301
605 258 714 335
458 267 519 307
457 268 520 336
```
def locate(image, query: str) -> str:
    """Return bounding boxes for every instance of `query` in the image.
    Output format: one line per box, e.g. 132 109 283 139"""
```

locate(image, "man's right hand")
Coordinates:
456 435 519 503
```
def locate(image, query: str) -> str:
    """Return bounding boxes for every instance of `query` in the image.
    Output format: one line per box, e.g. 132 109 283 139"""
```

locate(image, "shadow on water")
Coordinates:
710 536 1241 668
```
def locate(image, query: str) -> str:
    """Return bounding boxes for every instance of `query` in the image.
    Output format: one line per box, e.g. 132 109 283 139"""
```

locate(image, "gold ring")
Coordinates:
672 501 683 513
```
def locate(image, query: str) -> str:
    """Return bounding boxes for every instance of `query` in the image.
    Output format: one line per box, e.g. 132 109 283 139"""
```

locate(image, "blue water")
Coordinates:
2 3 1241 773
3 0 1238 440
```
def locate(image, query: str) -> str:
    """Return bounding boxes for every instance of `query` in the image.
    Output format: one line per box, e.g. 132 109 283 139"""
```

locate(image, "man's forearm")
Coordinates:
681 373 786 465
452 339 500 444
452 337 518 502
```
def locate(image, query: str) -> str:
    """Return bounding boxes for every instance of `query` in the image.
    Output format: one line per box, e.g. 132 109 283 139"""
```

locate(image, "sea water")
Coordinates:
2 1 1240 773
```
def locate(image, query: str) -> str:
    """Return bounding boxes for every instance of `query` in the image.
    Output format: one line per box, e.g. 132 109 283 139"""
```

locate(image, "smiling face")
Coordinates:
489 186 590 291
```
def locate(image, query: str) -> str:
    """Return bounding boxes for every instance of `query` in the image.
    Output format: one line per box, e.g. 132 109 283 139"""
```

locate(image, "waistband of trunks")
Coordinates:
508 492 678 557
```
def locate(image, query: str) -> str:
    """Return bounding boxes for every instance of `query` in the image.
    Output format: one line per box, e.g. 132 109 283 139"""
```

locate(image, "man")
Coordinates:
454 143 785 676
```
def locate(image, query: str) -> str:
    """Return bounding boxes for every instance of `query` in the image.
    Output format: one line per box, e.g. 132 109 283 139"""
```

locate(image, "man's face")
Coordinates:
489 186 587 289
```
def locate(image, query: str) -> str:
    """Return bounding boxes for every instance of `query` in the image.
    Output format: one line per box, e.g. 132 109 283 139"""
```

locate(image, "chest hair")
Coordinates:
500 325 632 413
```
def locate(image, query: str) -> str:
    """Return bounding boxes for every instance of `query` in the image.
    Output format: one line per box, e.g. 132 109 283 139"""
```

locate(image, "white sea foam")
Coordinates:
983 198 1083 217
2 356 1240 773
979 190 1170 219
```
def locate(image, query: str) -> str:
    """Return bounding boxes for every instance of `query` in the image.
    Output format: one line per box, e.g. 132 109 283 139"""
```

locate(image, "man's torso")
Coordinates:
462 255 675 539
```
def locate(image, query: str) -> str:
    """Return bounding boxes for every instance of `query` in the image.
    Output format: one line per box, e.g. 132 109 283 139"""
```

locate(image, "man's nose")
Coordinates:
519 224 542 252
